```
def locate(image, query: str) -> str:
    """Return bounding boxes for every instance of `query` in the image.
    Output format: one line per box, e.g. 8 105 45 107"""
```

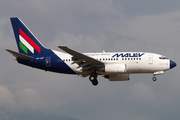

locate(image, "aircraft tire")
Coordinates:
92 80 98 86
89 72 98 86
152 77 157 81
89 75 95 81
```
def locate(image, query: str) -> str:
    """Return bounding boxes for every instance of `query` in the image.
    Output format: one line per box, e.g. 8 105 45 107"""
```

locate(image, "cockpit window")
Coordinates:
159 56 168 60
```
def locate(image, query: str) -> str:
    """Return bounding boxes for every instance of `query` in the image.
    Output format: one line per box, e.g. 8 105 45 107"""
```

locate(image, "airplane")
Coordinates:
6 17 177 86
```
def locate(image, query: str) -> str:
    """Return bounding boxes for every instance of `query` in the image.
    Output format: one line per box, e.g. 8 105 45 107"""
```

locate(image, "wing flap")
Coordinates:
77 62 91 68
71 59 84 64
6 49 34 60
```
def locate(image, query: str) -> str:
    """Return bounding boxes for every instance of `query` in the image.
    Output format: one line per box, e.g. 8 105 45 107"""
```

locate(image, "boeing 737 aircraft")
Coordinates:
6 18 177 86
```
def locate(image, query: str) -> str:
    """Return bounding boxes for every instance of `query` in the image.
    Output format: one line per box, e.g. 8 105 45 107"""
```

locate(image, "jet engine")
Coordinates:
105 63 126 74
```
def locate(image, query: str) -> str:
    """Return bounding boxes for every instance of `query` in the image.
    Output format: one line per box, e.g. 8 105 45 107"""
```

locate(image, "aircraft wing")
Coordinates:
58 46 104 71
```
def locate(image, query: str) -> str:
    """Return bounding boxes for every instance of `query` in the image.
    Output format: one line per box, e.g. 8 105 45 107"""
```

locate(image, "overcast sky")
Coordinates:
0 0 180 120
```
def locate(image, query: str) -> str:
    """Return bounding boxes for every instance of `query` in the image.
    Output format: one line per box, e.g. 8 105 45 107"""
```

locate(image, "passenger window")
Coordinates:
136 58 138 60
128 58 130 60
116 58 118 60
139 58 141 60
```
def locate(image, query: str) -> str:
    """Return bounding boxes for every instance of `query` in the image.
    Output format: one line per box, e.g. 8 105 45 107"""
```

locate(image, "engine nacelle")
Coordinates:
109 74 130 81
105 63 126 74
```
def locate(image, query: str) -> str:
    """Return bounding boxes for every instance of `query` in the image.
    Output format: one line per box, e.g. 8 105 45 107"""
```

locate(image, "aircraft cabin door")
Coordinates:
148 55 153 64
45 57 51 67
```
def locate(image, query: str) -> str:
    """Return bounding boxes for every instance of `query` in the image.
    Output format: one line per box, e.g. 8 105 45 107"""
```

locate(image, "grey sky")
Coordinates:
0 0 180 120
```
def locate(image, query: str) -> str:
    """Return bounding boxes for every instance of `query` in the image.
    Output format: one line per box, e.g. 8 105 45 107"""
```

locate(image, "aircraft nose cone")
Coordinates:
170 60 177 69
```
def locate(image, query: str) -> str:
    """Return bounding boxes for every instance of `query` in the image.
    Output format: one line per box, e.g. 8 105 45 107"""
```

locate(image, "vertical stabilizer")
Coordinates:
10 17 52 56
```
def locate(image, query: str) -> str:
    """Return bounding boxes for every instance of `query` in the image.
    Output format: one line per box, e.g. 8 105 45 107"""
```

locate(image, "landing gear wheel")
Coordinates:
152 77 157 81
92 80 98 86
89 76 95 81
89 72 98 86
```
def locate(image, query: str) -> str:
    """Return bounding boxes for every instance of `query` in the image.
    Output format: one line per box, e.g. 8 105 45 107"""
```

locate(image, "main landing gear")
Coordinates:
89 72 98 86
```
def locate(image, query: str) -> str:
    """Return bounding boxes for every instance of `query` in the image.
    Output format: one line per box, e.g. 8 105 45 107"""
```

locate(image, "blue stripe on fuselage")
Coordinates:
17 54 76 74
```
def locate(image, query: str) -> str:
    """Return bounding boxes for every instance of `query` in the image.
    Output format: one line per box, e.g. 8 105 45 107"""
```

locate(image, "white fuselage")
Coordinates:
54 51 170 76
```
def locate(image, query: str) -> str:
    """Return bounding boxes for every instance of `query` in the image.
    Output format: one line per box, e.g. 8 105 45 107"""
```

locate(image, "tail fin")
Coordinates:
10 17 51 56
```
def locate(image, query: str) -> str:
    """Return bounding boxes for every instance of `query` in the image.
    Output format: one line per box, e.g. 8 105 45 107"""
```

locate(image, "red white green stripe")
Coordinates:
19 41 28 54
19 28 41 54
19 34 34 54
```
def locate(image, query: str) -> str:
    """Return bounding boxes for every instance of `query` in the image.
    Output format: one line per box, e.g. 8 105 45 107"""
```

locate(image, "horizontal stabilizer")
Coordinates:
5 49 34 60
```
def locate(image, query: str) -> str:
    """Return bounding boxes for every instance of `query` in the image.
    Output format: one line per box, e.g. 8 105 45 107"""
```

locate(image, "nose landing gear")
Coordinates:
152 71 164 81
152 76 157 81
